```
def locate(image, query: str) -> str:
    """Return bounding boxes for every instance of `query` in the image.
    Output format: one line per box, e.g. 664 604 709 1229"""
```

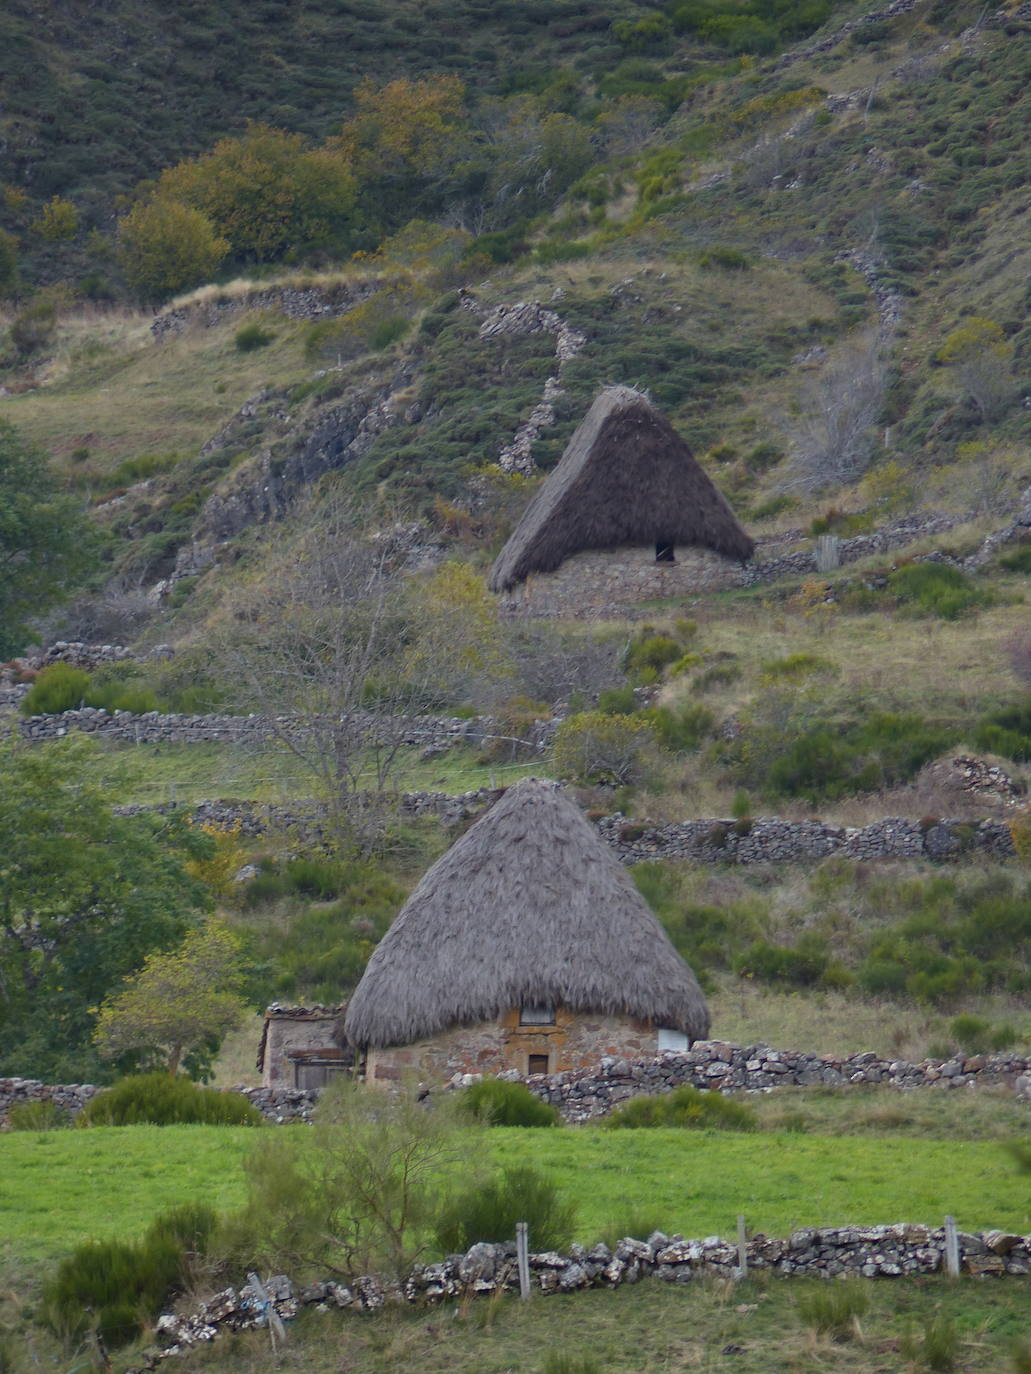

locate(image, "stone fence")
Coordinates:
17 706 554 754
7 1040 1031 1130
137 1223 1031 1366
113 796 1019 865
597 812 1017 865
523 1042 1031 1123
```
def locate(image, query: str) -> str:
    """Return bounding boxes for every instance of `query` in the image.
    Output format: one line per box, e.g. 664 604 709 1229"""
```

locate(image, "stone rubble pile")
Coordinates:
127 1224 1031 1369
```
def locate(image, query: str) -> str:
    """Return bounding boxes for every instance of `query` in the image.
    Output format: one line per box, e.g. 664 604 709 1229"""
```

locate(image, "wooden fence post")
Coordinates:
944 1215 960 1278
516 1221 531 1300
735 1215 748 1281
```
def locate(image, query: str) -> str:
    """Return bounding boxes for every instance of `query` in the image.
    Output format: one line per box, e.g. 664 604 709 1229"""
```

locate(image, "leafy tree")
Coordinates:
32 195 78 242
937 316 1014 420
93 923 249 1077
117 198 229 303
158 123 357 263
0 734 212 1080
0 420 100 658
335 76 467 217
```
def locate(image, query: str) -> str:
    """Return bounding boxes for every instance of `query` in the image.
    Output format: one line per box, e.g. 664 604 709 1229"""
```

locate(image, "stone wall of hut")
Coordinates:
366 1008 661 1084
261 1010 344 1088
496 545 747 618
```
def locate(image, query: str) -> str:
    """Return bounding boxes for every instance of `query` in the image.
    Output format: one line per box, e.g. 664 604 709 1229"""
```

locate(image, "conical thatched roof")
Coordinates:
344 778 710 1049
489 386 754 592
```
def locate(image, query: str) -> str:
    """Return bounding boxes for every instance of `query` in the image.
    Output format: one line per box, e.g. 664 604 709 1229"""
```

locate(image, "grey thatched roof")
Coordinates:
489 386 754 592
343 778 710 1049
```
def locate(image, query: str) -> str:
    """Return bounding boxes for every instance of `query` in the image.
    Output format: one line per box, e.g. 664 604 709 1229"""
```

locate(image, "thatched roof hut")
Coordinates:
343 778 709 1050
489 386 754 592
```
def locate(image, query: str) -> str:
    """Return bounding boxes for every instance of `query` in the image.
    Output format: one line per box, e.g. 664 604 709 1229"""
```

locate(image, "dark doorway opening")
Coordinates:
655 539 676 563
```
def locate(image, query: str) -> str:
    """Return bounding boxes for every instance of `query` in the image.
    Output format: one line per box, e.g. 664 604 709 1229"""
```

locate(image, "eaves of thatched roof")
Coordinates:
489 386 754 592
343 778 709 1049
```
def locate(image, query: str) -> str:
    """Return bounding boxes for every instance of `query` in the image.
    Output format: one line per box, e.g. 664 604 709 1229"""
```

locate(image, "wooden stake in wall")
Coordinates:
944 1215 960 1278
516 1222 531 1300
735 1216 748 1281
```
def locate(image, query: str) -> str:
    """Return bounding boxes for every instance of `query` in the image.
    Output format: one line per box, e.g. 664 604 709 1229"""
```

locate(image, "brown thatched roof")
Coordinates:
489 386 754 592
343 778 710 1049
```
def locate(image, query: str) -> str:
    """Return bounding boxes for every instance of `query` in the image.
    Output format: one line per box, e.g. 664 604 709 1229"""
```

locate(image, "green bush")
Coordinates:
234 321 275 352
40 1202 215 1349
20 664 91 716
434 1164 576 1254
644 701 715 752
597 685 638 715
79 1073 261 1127
623 632 682 683
6 1099 68 1131
735 935 829 988
973 703 1031 763
604 1084 757 1131
553 710 654 786
459 1077 559 1127
889 562 989 619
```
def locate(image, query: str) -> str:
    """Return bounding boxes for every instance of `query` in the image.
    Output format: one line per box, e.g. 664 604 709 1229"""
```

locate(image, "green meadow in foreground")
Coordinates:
2 1123 1029 1267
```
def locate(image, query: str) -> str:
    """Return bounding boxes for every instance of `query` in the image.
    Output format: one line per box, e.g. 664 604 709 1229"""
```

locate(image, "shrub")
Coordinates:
20 663 90 716
41 1202 215 1349
460 1077 559 1127
434 1165 576 1255
234 321 275 352
597 685 638 715
604 1084 756 1131
644 701 715 752
796 1280 869 1341
974 703 1031 763
624 632 682 683
78 1073 261 1127
10 297 57 357
6 1099 67 1131
735 936 829 988
553 710 654 786
889 562 988 619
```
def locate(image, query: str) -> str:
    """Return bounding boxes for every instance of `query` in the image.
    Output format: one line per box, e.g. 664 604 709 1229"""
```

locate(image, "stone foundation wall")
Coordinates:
368 1010 661 1084
498 546 749 618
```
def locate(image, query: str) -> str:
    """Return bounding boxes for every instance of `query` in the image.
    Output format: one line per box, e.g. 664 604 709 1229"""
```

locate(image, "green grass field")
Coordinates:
3 1121 1028 1268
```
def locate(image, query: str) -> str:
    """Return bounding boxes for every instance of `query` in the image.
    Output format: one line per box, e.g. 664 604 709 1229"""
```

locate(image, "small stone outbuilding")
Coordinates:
343 779 709 1084
258 1004 352 1088
489 386 754 615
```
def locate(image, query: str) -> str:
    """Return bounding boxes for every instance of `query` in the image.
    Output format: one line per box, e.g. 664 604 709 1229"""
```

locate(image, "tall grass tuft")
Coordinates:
796 1280 869 1341
900 1315 960 1371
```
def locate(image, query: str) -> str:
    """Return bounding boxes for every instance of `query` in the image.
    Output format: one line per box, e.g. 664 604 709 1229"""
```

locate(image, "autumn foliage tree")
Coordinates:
93 923 249 1078
158 123 357 263
117 198 229 303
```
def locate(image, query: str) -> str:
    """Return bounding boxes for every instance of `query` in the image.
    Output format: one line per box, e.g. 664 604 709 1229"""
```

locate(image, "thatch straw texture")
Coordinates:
344 778 710 1049
489 386 754 592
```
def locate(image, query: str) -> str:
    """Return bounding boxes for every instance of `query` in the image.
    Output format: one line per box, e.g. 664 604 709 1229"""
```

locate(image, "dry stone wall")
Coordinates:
10 1040 1031 1130
523 1043 1031 1123
134 1223 1031 1368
